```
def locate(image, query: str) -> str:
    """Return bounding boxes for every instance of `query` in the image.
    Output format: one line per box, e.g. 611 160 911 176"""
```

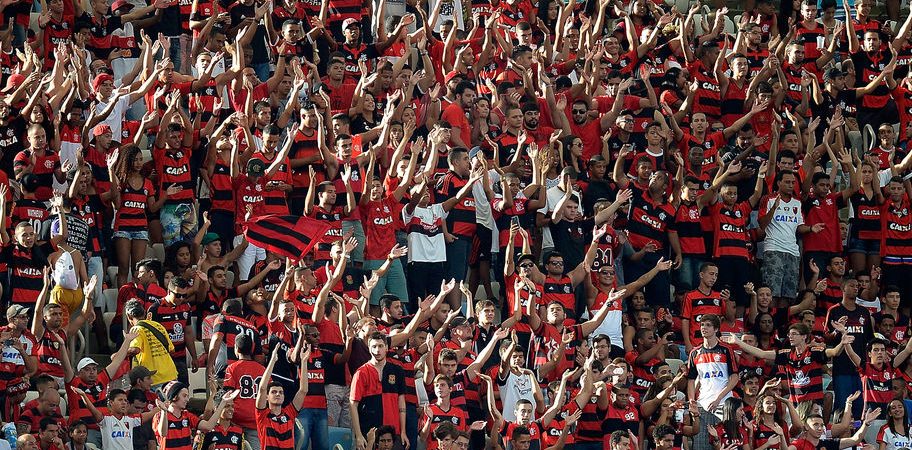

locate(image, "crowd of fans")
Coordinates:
5 0 912 448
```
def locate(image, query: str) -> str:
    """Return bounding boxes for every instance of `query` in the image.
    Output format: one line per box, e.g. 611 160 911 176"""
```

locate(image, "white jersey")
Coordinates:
402 204 448 263
877 423 912 450
100 414 142 450
498 371 537 422
760 195 804 256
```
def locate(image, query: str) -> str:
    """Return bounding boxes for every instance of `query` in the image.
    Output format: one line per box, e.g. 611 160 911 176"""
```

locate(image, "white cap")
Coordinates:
77 357 98 371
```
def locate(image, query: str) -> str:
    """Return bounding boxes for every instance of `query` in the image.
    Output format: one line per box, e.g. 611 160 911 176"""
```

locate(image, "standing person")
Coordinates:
152 382 224 450
760 169 825 304
147 277 199 385
124 299 177 388
206 298 260 378
826 278 876 418
255 345 310 450
801 149 858 280
72 387 164 450
788 411 880 450
351 332 408 450
845 337 895 443
222 334 265 450
880 176 912 301
31 273 97 387
681 263 736 354
435 147 479 308
297 323 350 450
687 314 740 450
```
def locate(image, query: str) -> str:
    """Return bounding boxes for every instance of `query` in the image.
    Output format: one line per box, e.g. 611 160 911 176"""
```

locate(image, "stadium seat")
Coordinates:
666 358 685 374
188 366 207 399
103 288 118 313
328 427 352 450
107 266 119 286
151 243 165 261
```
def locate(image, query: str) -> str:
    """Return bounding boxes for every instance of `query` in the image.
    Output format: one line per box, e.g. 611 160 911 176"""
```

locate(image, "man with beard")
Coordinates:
848 28 899 130
147 277 199 385
351 332 408 450
563 79 633 162
441 81 476 150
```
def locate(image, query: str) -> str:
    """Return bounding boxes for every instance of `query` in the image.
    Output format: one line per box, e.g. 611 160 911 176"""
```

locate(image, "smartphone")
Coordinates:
511 216 520 227
3 339 12 347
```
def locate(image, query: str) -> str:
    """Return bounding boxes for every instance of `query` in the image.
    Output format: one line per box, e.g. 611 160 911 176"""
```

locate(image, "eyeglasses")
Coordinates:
171 292 189 298
519 263 535 268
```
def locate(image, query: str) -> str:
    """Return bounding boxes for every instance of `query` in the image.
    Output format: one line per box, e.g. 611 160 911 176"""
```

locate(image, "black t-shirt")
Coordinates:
825 303 875 375
551 217 595 270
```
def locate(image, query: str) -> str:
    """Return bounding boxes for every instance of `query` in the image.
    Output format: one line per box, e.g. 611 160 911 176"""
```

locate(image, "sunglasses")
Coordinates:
171 292 189 298
519 263 535 268
571 109 587 115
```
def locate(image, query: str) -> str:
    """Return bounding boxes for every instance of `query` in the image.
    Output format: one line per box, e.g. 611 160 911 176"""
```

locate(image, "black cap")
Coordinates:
826 67 846 80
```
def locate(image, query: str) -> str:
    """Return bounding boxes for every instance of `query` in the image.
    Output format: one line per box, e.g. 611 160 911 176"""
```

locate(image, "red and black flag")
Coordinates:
244 215 331 260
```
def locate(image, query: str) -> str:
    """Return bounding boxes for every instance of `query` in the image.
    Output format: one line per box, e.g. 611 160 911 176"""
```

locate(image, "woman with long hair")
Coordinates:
709 397 752 450
750 394 790 450
848 159 885 273
879 399 912 450
647 396 700 449
109 145 176 288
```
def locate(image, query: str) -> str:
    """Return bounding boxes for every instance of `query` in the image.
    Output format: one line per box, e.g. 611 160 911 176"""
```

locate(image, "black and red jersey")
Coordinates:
256 405 297 450
850 189 881 240
66 370 112 428
388 348 420 406
154 146 194 204
687 60 722 120
775 346 826 403
35 328 66 378
795 21 826 62
881 196 912 262
202 424 243 450
860 362 896 419
302 348 337 409
350 362 406 434
436 171 477 238
710 201 752 259
213 314 259 376
289 129 323 191
672 202 706 256
626 187 675 250
10 198 49 231
310 205 345 261
209 157 234 213
851 49 893 109
421 404 469 450
541 275 575 315
500 420 543 449
153 409 200 450
114 179 154 232
148 300 192 357
601 401 639 435
682 289 725 346
2 243 50 306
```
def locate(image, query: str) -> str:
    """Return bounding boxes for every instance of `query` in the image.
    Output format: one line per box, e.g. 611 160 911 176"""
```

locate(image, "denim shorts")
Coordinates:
113 230 150 241
846 235 880 256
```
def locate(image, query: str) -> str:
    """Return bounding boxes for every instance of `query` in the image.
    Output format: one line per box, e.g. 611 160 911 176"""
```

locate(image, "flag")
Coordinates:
244 215 331 260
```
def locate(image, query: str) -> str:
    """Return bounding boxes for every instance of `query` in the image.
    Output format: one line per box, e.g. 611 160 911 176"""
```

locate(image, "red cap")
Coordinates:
111 0 134 11
342 18 360 29
92 124 112 137
92 73 114 92
2 73 25 93
444 71 463 83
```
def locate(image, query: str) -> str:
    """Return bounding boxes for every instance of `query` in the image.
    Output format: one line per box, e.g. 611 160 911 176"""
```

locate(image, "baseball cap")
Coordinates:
111 0 134 11
129 366 157 384
93 124 112 137
246 158 266 177
2 73 25 93
342 18 360 30
516 253 536 265
444 71 463 83
77 357 98 371
825 67 846 80
92 73 114 92
201 232 219 246
450 317 470 328
6 304 29 320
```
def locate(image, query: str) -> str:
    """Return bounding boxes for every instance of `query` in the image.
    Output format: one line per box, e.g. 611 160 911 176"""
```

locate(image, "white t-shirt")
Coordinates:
878 423 912 450
402 204 448 263
2 335 34 367
94 96 132 142
100 414 142 450
498 371 537 423
760 195 804 256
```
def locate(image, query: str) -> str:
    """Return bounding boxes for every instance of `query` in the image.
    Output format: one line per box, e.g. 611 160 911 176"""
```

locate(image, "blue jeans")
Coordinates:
675 255 704 291
446 237 471 282
296 408 328 450
833 373 863 418
363 258 408 305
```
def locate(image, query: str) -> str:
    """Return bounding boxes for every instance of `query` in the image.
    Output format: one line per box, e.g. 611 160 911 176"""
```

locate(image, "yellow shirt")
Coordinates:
130 320 178 385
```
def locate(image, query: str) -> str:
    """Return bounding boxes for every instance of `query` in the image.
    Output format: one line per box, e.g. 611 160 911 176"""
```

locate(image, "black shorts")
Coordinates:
469 226 493 266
